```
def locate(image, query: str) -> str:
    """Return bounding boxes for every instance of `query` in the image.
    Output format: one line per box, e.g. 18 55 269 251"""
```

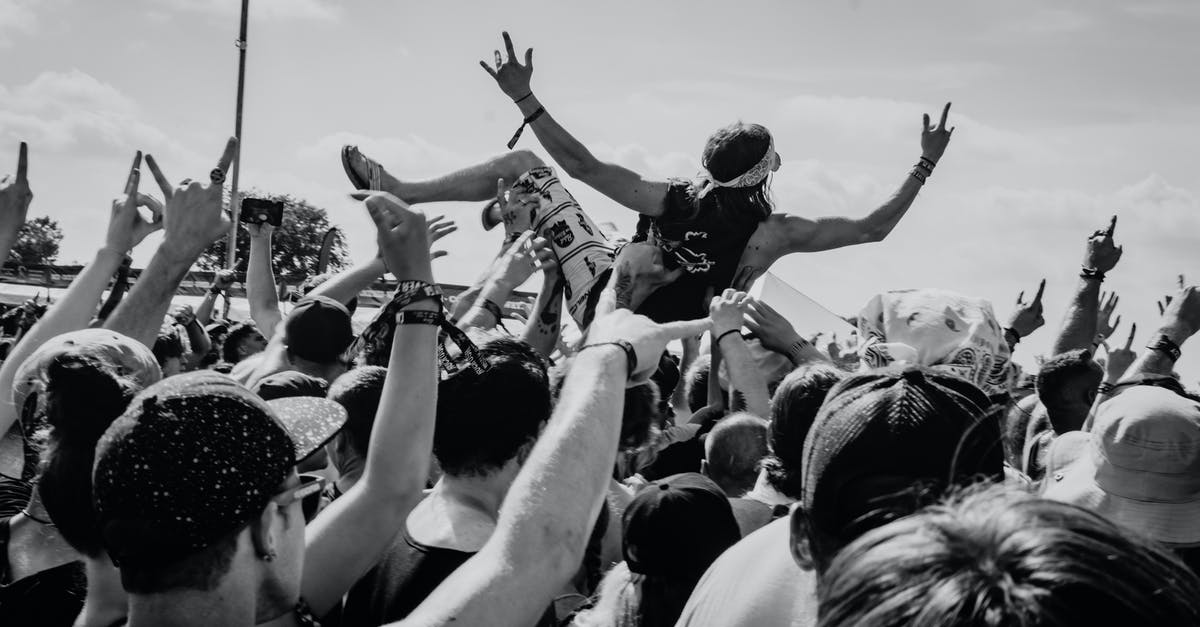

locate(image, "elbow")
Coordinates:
563 156 601 181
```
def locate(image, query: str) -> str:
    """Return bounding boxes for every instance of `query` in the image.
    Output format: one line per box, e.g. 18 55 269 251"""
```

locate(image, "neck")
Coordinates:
127 569 256 627
437 470 515 515
77 555 129 627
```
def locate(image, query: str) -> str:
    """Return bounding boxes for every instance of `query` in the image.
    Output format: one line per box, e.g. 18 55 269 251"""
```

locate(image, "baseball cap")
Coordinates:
284 295 354 363
252 370 329 401
802 366 1004 543
12 329 162 419
93 371 347 568
1042 386 1200 546
622 472 741 580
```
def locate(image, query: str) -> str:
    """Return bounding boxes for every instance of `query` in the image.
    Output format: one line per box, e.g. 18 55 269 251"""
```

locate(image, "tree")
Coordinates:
9 215 63 265
200 191 348 276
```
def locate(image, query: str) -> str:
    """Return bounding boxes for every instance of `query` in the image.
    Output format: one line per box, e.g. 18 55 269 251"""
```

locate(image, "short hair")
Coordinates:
152 326 186 364
818 486 1200 627
252 371 329 401
119 533 239 594
698 122 775 224
37 353 137 556
553 362 661 452
761 364 844 499
222 322 260 364
328 366 388 457
704 413 769 494
434 337 550 477
1036 349 1102 432
685 354 728 413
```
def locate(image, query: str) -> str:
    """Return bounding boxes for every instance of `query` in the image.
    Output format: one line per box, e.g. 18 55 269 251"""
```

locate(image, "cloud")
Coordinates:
157 0 341 21
297 131 473 178
0 0 38 45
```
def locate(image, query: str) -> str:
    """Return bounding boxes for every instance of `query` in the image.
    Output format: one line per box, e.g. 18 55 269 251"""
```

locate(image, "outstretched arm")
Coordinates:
482 32 670 217
1051 217 1122 355
777 103 955 255
246 223 283 338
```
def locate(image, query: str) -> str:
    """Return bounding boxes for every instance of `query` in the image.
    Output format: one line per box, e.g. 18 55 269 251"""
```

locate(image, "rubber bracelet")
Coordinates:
1079 267 1106 282
919 155 937 171
1146 334 1182 361
513 92 534 104
910 167 927 184
1097 381 1115 395
715 329 742 345
581 340 637 376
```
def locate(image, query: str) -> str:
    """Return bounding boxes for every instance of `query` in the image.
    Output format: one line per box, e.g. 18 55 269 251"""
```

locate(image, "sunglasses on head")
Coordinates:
270 474 327 520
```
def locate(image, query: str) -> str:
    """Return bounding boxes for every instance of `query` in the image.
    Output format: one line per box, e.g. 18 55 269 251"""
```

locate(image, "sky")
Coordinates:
1 0 1198 380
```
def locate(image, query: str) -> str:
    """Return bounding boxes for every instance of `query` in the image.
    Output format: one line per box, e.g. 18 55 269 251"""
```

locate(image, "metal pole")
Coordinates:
224 0 250 269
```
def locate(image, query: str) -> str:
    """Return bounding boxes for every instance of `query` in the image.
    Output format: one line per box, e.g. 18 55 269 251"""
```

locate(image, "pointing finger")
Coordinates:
1034 279 1046 304
124 151 143 196
215 136 238 175
1125 323 1137 350
502 31 516 60
1016 291 1024 305
16 142 28 183
144 154 173 200
661 317 713 341
1105 215 1117 237
938 102 951 130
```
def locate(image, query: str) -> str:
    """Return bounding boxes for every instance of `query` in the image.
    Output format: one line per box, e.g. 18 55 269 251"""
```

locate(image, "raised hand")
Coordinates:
0 142 33 227
213 269 237 291
610 241 683 311
920 102 955 164
1097 291 1121 339
144 138 237 260
744 297 804 357
490 230 554 289
588 287 710 384
172 303 196 327
709 289 750 337
480 31 534 102
1083 215 1122 274
246 221 274 239
1160 285 1200 342
106 152 165 253
427 214 458 244
1103 324 1137 382
353 190 432 283
1007 279 1046 338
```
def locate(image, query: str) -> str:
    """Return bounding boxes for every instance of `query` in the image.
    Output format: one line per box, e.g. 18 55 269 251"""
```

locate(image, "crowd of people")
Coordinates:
1 31 1198 627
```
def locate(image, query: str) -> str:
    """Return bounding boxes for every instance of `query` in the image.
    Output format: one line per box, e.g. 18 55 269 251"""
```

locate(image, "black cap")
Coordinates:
93 371 347 568
284 296 354 363
252 370 329 401
622 472 740 580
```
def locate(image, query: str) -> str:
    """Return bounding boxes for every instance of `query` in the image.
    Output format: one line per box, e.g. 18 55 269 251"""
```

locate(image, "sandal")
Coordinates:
341 145 383 190
480 198 502 231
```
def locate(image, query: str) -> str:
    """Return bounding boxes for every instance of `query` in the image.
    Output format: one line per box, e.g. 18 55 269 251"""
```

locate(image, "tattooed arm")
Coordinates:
522 259 564 358
606 242 682 312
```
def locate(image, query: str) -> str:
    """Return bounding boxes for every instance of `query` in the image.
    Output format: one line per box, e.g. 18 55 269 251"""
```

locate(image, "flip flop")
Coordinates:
341 145 383 191
480 198 502 231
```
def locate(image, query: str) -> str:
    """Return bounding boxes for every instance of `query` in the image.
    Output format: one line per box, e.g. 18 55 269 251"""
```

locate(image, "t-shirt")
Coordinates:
339 528 556 627
727 498 787 538
634 180 765 323
675 517 818 627
0 517 87 627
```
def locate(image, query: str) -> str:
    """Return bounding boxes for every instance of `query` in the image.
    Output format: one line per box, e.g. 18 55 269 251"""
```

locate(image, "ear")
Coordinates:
789 505 816 571
250 503 281 560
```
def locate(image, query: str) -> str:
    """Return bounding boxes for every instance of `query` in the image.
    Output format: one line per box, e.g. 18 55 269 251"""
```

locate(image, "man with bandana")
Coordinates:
342 32 954 327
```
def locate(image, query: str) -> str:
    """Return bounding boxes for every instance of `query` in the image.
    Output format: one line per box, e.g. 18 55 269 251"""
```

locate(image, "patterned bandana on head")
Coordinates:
695 135 776 199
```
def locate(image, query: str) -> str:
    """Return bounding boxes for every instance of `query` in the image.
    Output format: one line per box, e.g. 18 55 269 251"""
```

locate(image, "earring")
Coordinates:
260 550 276 562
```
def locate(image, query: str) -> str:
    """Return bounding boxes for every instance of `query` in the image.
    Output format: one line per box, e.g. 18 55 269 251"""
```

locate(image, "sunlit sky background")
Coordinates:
1 0 1197 380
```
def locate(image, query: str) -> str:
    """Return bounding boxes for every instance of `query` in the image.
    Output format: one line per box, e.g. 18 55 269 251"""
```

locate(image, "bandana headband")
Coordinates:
695 136 775 199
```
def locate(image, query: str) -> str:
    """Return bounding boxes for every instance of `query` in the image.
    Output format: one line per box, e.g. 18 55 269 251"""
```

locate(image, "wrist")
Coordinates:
1157 322 1193 347
515 93 541 116
95 246 125 263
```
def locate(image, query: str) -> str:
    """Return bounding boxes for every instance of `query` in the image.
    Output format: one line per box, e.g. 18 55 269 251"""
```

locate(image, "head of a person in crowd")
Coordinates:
299 273 358 314
818 486 1200 627
650 352 680 420
553 361 662 452
222 321 267 365
684 354 730 413
326 366 387 480
1035 349 1102 434
795 366 1004 575
435 337 549 482
698 122 779 224
1043 386 1200 562
579 473 741 627
92 371 346 622
252 370 329 401
761 364 845 500
702 413 769 497
283 296 355 382
152 323 187 377
14 330 161 559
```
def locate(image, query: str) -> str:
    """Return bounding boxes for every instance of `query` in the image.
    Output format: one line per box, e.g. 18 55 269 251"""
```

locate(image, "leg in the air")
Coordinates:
342 146 543 204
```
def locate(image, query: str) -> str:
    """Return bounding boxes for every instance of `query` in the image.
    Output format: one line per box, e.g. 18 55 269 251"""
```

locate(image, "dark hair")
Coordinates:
684 355 731 413
221 322 260 364
120 533 239 594
1036 349 1102 433
252 371 329 401
152 326 186 364
553 362 662 452
328 366 388 457
300 274 358 314
434 337 550 476
762 365 844 499
38 353 136 556
704 413 768 495
697 122 775 224
818 486 1200 627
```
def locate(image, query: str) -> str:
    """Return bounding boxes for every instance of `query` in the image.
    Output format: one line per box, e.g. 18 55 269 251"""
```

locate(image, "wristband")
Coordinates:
1079 267 1106 282
513 92 534 104
480 298 504 321
1003 327 1021 346
395 310 442 326
1146 334 1182 361
581 340 638 377
209 286 223 295
715 329 742 345
391 280 444 310
919 155 937 171
507 106 546 150
909 167 927 184
1097 381 1115 395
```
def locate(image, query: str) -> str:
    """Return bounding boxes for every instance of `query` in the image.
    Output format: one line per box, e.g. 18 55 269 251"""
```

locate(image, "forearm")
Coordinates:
521 277 563 358
1051 277 1102 355
0 246 124 436
716 334 770 418
1120 323 1189 382
518 94 600 178
195 290 219 326
856 175 923 244
309 257 386 307
105 246 196 347
247 235 282 337
406 348 626 626
182 320 210 367
95 269 130 322
458 279 513 331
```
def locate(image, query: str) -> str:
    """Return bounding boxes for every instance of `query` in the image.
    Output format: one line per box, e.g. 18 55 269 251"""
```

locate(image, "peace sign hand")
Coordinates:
920 102 955 164
480 31 534 102
0 142 33 235
1007 279 1046 338
1083 215 1123 274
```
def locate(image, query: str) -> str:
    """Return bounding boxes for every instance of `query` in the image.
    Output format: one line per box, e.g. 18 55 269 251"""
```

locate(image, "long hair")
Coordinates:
698 122 775 224
573 562 700 627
